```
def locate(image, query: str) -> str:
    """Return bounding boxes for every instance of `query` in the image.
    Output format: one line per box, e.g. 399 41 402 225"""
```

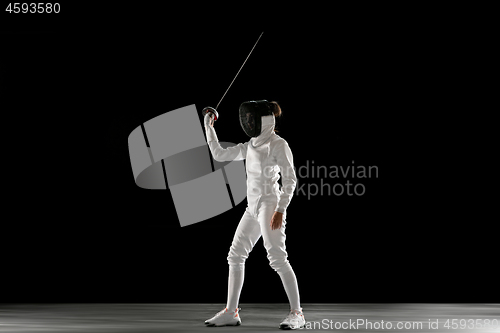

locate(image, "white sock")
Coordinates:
226 268 244 312
278 269 300 310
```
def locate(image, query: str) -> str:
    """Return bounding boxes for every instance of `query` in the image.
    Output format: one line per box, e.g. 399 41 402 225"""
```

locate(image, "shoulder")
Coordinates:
271 133 289 145
270 134 291 152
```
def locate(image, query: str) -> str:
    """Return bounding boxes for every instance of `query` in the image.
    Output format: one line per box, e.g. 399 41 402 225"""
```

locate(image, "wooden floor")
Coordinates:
0 303 498 332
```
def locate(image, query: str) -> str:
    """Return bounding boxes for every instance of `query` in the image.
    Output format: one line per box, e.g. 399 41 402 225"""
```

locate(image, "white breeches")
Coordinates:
227 197 292 274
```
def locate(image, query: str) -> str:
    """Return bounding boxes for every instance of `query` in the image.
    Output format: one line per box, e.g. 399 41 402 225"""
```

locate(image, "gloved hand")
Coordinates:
204 113 214 128
204 113 218 142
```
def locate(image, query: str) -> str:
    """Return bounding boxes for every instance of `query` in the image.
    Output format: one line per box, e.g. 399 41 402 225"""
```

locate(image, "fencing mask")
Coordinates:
239 100 274 137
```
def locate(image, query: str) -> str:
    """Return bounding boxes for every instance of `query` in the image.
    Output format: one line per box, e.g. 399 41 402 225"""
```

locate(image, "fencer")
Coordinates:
203 100 306 330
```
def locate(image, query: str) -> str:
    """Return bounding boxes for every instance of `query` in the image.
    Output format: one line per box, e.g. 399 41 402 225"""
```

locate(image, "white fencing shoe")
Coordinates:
204 307 241 326
279 308 305 330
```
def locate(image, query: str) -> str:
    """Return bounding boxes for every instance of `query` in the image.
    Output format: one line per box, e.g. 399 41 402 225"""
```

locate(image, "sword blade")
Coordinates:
215 31 264 110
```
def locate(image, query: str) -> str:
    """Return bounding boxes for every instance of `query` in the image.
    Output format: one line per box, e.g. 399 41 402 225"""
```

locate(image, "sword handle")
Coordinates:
202 107 219 121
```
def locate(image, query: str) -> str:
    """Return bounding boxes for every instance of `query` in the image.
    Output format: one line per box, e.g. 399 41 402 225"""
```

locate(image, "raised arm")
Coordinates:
204 113 248 162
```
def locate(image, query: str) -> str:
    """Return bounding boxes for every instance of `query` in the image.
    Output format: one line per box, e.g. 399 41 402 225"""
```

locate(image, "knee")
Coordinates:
227 249 247 271
268 256 292 274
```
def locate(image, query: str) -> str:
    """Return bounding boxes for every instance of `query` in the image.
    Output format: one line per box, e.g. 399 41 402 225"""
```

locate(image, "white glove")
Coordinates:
204 113 214 128
204 113 218 142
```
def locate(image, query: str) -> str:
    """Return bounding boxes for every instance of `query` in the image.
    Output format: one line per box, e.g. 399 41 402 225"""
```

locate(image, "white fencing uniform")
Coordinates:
205 114 301 312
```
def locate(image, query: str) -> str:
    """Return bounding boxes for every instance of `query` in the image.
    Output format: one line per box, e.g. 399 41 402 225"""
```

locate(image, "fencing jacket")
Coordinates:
205 115 297 216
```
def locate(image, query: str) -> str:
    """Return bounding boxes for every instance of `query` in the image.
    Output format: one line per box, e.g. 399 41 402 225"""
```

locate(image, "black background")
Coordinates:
1 4 494 303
